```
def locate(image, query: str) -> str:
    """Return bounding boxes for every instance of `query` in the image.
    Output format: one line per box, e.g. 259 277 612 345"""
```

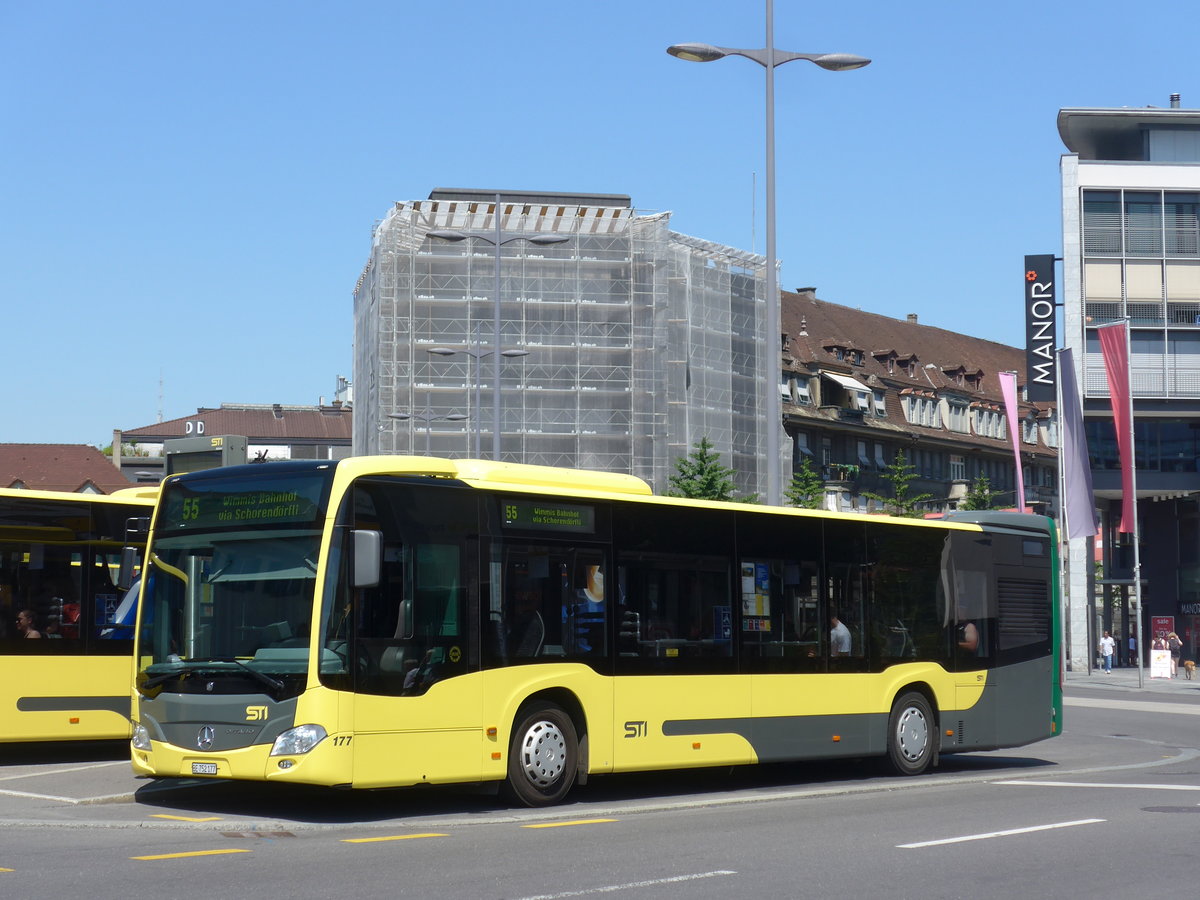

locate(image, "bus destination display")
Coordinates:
166 483 324 530
503 499 595 534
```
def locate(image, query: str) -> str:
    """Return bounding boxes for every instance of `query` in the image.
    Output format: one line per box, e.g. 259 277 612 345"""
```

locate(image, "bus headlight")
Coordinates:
270 724 327 756
131 722 151 751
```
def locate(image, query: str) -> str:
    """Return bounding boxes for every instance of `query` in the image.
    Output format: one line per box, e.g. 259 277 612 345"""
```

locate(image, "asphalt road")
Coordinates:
2 669 1197 898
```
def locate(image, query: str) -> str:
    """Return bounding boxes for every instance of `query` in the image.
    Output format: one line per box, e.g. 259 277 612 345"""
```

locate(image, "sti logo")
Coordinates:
245 706 269 722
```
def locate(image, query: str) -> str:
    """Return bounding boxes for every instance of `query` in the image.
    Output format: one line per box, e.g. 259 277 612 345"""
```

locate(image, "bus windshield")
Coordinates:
136 466 334 698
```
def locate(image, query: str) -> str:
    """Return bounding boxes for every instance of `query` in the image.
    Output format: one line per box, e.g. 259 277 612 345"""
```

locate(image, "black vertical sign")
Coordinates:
1024 254 1056 402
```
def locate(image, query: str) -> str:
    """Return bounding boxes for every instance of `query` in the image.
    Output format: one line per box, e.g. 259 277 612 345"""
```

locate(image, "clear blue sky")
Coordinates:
1 1 1191 446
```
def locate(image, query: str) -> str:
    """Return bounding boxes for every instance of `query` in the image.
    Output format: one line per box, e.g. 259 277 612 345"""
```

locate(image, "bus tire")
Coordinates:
886 691 935 776
502 703 577 807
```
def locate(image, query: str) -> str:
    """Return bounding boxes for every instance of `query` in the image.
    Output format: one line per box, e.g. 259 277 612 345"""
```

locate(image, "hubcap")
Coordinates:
896 705 929 762
518 719 567 787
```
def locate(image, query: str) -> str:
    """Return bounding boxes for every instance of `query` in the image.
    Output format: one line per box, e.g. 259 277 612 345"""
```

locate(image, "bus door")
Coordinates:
338 480 481 789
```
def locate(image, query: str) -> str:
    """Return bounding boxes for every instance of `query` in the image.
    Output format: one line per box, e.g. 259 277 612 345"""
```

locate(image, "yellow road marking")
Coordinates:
149 814 223 822
1 867 13 872
132 849 252 861
521 819 618 829
342 833 449 844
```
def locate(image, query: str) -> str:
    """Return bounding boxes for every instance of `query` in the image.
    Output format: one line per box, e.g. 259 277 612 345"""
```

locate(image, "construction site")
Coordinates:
353 189 773 496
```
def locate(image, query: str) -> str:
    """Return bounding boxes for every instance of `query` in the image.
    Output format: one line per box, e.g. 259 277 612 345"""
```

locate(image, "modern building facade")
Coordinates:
353 189 774 497
1060 96 1200 668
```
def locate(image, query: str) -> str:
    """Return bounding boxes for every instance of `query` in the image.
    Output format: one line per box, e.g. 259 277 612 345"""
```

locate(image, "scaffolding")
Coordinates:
353 192 768 497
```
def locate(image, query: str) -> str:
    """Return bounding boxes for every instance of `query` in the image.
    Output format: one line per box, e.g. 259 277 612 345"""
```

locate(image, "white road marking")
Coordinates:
0 760 128 783
897 818 1105 849
994 780 1200 791
1065 697 1200 716
511 870 738 899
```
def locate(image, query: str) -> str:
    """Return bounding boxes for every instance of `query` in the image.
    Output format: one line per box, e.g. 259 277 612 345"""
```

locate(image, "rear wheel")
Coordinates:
502 703 578 807
886 691 935 776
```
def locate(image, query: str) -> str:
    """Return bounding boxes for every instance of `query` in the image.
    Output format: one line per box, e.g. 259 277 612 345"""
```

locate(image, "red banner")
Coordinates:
1098 322 1135 533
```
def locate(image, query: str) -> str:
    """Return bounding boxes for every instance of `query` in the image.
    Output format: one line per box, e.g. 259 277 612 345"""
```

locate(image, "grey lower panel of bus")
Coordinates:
139 693 298 753
663 714 885 762
17 696 131 717
944 657 1056 753
663 658 1056 763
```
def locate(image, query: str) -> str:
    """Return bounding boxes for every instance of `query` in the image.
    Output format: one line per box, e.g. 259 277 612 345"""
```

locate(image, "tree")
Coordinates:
959 474 1001 511
785 457 824 509
667 437 755 502
862 450 933 518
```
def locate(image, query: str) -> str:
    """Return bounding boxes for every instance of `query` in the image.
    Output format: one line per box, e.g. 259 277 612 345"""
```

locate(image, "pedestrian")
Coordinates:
1099 630 1115 674
1167 631 1183 677
1128 633 1137 667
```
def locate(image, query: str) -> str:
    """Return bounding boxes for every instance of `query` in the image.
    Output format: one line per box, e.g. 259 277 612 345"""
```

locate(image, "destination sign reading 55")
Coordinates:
166 479 326 530
502 499 595 534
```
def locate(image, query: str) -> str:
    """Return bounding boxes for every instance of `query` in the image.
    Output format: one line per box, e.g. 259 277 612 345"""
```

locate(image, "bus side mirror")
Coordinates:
118 546 141 592
353 529 382 588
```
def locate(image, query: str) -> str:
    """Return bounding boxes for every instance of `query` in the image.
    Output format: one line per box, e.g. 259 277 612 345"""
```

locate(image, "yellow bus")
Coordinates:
130 457 1062 805
1 485 155 743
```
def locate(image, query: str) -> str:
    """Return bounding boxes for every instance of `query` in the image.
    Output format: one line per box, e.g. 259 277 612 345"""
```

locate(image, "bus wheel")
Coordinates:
887 691 935 776
503 703 577 807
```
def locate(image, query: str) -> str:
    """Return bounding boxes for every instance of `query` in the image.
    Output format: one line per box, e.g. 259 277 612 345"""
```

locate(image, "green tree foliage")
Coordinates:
785 457 824 509
959 474 1001 511
862 450 933 518
667 437 756 502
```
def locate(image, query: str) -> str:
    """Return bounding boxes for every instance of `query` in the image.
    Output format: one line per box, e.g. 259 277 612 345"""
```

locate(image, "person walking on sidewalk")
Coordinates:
1100 631 1115 673
1128 633 1137 668
1167 631 1183 677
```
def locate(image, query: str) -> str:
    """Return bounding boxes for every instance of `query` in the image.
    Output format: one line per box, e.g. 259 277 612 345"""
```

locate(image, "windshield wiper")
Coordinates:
139 657 286 695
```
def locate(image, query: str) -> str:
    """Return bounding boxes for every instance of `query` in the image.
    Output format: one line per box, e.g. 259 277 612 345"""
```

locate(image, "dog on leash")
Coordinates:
1185 660 1196 680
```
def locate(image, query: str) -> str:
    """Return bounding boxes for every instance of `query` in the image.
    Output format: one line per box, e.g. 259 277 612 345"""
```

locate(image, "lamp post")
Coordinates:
668 3 869 506
429 192 569 461
388 399 468 457
427 334 529 458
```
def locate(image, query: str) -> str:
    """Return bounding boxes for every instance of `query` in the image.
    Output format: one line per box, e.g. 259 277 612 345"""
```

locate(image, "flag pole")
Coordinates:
1124 320 1144 688
1055 350 1070 681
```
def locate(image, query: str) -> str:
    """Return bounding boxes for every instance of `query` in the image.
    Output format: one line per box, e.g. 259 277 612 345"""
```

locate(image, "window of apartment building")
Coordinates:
853 388 871 413
874 443 886 469
950 454 965 481
857 440 872 468
903 395 937 428
795 376 812 405
973 408 1005 440
873 390 886 416
794 431 814 465
780 376 793 403
1125 192 1163 256
1022 416 1038 445
1083 191 1122 255
947 400 969 433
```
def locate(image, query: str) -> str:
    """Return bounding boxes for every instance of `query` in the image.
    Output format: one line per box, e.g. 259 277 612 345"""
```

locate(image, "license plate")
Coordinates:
191 762 218 775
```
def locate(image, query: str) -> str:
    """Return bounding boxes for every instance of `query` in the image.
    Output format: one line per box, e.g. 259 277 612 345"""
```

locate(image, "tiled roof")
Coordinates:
781 290 1054 458
783 291 1035 404
0 444 131 493
122 404 352 442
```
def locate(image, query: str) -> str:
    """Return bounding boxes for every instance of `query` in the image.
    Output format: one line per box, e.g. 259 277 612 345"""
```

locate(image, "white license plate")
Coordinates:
191 762 219 775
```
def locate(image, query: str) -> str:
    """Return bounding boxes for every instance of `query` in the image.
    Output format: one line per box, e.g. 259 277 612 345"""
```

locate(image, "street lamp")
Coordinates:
428 192 569 461
668 4 869 506
388 401 468 457
427 341 530 458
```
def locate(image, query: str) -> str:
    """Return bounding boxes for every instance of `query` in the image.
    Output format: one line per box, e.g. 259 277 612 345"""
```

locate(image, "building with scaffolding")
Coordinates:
353 189 772 497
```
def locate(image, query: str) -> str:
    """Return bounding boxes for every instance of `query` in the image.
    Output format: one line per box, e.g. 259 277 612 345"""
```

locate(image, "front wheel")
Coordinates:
502 703 578 807
886 691 936 776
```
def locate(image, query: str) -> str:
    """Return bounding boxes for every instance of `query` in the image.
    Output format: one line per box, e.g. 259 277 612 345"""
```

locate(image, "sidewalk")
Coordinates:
1065 663 1200 695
